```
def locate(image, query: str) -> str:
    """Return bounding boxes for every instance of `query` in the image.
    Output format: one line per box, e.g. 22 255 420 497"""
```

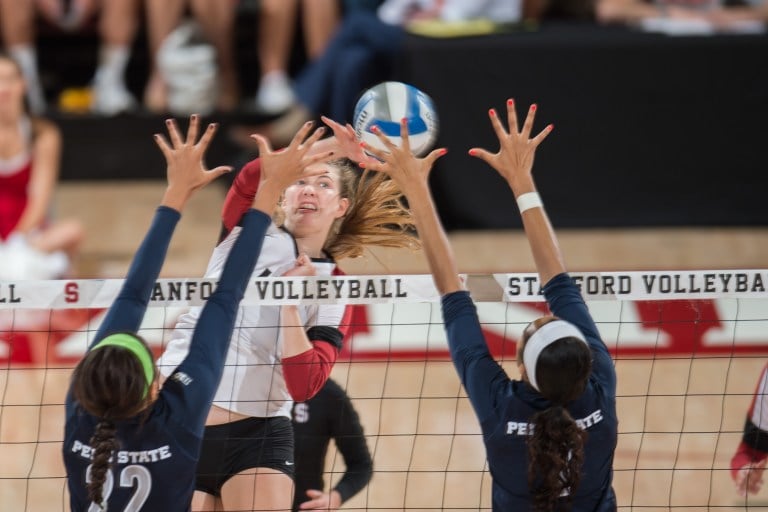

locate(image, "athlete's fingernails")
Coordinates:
468 149 477 156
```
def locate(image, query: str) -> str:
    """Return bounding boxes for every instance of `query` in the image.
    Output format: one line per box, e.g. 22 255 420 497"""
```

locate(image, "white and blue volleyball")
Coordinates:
353 81 439 156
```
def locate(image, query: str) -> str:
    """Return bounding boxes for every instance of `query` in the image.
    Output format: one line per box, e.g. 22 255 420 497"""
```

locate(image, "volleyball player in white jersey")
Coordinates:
158 119 417 511
732 362 768 496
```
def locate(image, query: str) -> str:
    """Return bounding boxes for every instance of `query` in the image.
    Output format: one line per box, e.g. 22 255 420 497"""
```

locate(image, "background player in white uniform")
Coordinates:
158 120 418 511
732 362 768 496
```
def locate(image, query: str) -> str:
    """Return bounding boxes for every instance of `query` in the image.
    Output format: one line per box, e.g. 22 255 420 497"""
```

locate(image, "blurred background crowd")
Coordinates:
0 0 766 281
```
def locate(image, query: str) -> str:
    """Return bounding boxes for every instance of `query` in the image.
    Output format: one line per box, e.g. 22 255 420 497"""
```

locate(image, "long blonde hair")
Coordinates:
277 158 419 260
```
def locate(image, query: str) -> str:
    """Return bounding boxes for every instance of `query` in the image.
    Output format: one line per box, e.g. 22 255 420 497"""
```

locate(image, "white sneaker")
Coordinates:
255 72 295 115
91 73 136 115
26 78 46 114
0 234 69 280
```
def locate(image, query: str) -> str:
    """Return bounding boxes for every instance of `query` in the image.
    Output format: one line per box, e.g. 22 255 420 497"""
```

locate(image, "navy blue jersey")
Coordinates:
442 272 617 512
64 206 272 512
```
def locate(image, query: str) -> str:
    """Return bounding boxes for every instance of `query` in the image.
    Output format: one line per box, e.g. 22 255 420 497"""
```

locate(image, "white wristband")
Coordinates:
516 192 543 214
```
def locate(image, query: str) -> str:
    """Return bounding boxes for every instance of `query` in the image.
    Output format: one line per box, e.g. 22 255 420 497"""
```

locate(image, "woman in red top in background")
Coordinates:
0 52 83 278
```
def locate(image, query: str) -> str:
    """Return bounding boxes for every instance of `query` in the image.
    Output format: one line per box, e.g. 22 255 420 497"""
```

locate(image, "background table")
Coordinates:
399 24 768 229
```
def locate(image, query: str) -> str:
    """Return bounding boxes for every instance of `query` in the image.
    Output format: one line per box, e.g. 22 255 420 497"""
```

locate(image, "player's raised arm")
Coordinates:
248 121 334 214
156 116 234 212
92 116 232 343
65 115 236 512
359 121 453 294
468 100 559 284
220 122 334 237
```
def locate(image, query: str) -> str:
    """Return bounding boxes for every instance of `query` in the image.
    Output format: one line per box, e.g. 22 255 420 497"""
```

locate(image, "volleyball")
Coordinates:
353 81 439 156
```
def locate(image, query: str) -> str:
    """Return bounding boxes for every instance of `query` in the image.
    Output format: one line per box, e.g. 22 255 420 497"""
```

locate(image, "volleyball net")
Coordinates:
1 269 767 511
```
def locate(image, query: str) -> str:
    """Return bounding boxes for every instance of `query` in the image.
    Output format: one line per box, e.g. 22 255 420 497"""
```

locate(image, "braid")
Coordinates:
70 334 156 509
527 406 587 512
88 420 119 509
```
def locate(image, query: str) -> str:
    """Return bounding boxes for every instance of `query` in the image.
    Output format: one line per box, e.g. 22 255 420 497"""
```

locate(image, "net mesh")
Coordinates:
1 271 766 511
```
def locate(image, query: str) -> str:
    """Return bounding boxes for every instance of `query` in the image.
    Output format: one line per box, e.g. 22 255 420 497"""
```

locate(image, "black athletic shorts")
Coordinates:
195 416 294 497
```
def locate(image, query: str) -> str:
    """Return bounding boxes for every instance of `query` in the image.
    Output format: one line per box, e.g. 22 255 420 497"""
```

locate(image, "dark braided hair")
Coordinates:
528 404 587 511
88 420 120 508
522 320 593 511
71 334 156 508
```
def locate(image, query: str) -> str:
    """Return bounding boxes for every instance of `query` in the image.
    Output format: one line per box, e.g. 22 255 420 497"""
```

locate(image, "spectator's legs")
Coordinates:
29 219 85 258
255 0 298 114
294 11 400 117
0 0 45 113
92 0 140 114
188 0 238 111
229 8 397 148
143 0 186 112
300 0 340 59
328 44 393 124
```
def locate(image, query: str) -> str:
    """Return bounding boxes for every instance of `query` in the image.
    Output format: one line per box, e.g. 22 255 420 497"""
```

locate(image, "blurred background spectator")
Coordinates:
0 52 83 279
142 0 385 117
143 0 239 113
253 0 384 115
234 0 530 149
0 0 141 115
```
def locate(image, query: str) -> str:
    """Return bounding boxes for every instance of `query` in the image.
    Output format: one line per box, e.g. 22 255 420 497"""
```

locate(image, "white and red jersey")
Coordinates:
0 117 33 240
158 158 352 419
731 363 768 476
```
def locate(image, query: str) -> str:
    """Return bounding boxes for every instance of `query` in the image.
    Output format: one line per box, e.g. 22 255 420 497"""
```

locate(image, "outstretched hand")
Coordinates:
320 115 372 165
735 459 767 497
357 119 446 194
154 114 233 212
359 119 459 295
249 121 334 193
468 100 553 189
298 488 342 510
282 254 316 278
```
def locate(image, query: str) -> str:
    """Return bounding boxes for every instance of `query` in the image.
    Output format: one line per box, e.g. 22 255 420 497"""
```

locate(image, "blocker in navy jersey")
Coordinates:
64 207 272 511
442 273 618 511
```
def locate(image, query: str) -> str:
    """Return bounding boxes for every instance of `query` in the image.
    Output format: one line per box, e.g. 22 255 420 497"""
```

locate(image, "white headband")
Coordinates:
522 320 588 392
